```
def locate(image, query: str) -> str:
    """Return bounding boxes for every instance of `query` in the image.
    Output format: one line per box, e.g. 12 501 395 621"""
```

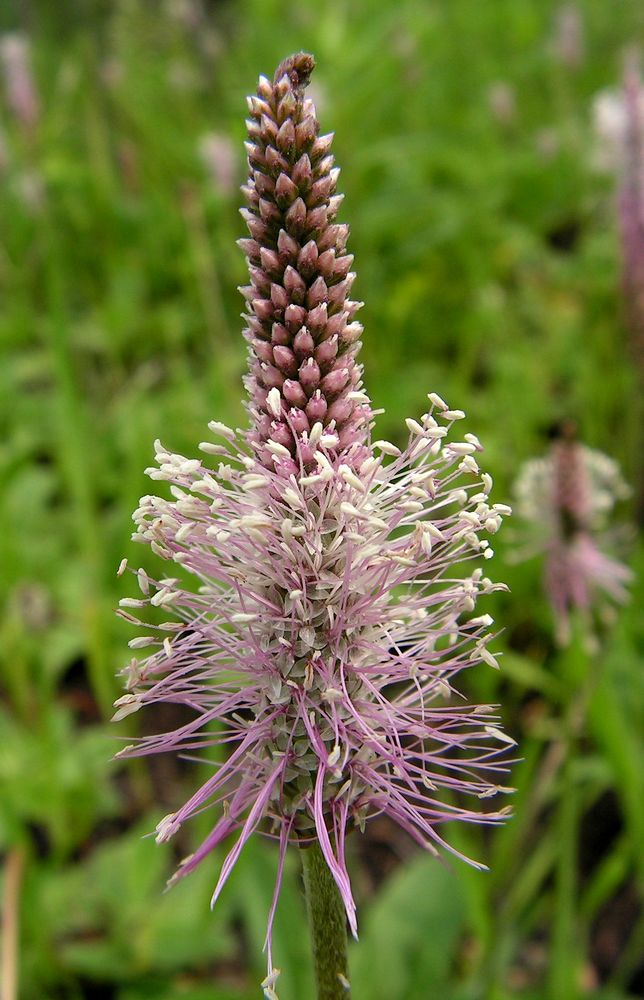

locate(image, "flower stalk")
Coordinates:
301 843 350 999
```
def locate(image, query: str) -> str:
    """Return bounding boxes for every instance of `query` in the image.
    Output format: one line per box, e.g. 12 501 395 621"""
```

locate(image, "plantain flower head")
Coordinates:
115 53 512 988
514 429 632 645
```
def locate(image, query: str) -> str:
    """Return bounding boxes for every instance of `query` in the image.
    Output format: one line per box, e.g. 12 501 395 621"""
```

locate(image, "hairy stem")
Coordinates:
301 843 350 999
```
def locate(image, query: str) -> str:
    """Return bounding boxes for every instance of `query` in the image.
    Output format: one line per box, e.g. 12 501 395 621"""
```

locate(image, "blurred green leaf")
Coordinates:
351 855 466 1000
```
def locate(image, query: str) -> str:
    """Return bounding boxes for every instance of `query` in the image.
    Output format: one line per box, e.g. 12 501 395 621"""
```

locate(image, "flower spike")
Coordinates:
116 53 513 987
240 51 369 470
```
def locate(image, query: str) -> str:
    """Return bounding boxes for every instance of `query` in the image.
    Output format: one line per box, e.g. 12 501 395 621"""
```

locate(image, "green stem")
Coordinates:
301 843 351 1000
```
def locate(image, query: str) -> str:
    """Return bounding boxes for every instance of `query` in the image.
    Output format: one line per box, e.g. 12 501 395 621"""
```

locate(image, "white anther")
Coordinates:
112 693 143 721
485 725 516 746
266 439 292 458
267 387 281 418
373 440 401 457
175 523 193 543
128 636 155 648
405 418 425 436
198 442 228 455
339 464 365 492
207 420 236 440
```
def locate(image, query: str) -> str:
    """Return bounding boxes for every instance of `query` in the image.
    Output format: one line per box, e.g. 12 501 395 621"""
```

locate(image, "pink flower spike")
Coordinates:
514 430 632 645
116 52 514 980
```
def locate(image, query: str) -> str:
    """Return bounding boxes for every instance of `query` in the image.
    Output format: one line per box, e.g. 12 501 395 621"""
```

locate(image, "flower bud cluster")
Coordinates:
239 53 369 470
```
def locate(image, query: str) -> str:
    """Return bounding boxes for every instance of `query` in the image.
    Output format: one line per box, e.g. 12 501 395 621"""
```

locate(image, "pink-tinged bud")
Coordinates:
260 363 284 389
252 382 268 410
271 322 290 345
274 456 299 478
306 389 327 421
295 115 317 148
244 141 265 168
318 223 348 252
276 117 296 153
333 254 354 279
253 339 274 363
292 153 312 188
277 90 297 122
265 145 288 173
288 407 310 433
341 321 363 345
297 239 319 275
284 303 307 329
246 184 261 207
244 214 270 242
326 396 353 425
293 327 315 356
282 379 308 407
320 366 350 397
260 113 278 143
254 171 275 196
316 248 336 277
328 275 354 308
257 75 272 100
306 205 328 233
255 413 272 438
273 345 297 375
249 265 271 294
307 175 335 205
277 228 299 259
246 315 267 338
310 132 334 158
252 298 274 321
317 154 334 176
307 302 328 333
259 197 281 224
315 335 338 366
238 238 260 260
324 311 346 338
283 265 306 301
298 439 316 465
269 420 293 449
270 282 289 311
285 197 307 232
306 276 328 307
299 357 320 392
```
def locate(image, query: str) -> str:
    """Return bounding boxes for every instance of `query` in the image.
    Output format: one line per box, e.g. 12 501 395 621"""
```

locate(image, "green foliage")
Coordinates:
351 856 466 1000
1 0 643 998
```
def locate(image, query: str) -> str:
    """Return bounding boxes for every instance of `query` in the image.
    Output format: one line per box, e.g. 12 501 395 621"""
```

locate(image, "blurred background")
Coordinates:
1 1 643 998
